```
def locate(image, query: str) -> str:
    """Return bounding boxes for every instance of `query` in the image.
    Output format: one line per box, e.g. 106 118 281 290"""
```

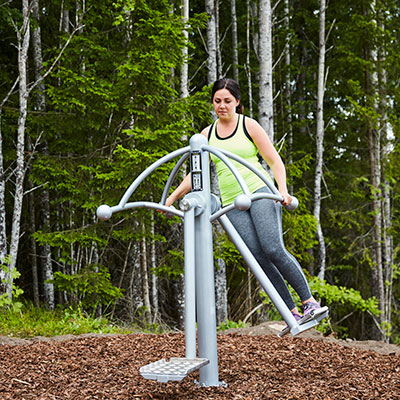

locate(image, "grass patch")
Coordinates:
0 302 133 338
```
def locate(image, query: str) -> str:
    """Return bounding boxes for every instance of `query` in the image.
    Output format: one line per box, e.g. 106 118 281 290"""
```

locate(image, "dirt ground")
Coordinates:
0 322 399 399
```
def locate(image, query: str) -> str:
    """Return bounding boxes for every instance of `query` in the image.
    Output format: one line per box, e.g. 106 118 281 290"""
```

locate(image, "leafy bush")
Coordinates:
258 274 380 337
0 259 24 312
50 265 123 313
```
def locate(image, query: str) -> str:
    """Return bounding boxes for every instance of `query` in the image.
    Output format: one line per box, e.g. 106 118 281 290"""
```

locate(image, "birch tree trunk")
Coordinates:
284 0 293 175
368 1 385 341
258 0 274 141
32 0 54 309
129 240 144 319
141 222 152 323
180 0 189 99
315 0 327 281
206 0 217 83
378 8 393 343
215 0 222 79
150 215 159 324
206 0 228 325
380 53 393 343
245 0 253 118
6 0 31 298
26 137 40 307
230 0 239 83
0 79 17 285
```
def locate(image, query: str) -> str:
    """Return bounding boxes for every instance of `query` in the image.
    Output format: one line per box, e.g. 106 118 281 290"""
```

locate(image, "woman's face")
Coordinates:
212 88 239 119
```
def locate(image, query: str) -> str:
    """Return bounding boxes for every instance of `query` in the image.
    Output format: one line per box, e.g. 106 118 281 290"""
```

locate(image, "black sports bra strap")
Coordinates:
208 121 216 141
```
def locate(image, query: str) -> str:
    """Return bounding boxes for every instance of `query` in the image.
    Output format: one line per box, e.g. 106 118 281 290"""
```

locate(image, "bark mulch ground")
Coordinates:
0 331 399 399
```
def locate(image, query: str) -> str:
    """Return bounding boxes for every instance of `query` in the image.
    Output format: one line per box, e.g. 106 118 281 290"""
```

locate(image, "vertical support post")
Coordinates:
183 206 196 359
189 134 220 386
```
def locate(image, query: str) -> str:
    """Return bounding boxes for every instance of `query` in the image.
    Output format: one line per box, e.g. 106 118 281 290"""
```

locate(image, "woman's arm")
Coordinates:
245 118 292 205
165 173 192 207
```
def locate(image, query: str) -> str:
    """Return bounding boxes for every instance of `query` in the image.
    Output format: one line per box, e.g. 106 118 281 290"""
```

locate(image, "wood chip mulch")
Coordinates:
0 333 399 399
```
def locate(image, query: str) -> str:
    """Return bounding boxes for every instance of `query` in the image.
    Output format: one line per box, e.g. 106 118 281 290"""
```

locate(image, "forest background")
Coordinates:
0 0 399 343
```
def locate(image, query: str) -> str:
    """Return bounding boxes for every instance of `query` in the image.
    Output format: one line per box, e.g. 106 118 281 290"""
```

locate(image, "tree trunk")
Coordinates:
245 0 253 118
129 240 143 320
32 0 54 309
367 1 385 341
207 4 228 326
180 0 189 99
0 79 17 285
7 0 31 298
150 214 159 324
141 222 152 323
206 0 217 83
315 0 327 281
211 162 228 325
378 8 392 343
26 137 40 307
215 0 222 79
258 0 274 141
230 0 239 83
284 0 293 182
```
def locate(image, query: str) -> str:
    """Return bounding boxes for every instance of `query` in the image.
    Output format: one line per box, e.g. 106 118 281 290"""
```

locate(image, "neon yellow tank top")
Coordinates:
208 114 271 206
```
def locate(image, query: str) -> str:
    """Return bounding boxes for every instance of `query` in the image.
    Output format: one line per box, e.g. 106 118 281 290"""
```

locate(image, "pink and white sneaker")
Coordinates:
302 301 329 318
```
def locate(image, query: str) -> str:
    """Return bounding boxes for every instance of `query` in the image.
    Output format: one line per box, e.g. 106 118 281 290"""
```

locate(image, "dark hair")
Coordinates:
211 78 243 114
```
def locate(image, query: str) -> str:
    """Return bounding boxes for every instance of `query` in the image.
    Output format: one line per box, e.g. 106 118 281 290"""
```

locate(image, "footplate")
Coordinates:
278 306 329 338
140 358 209 383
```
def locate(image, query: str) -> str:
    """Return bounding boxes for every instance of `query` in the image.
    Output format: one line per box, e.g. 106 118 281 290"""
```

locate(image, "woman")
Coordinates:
166 78 326 330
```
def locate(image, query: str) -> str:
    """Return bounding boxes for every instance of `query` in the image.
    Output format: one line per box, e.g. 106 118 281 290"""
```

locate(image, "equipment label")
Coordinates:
190 151 203 191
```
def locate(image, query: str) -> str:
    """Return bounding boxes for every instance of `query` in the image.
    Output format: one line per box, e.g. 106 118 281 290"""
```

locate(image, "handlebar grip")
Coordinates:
284 196 299 211
164 205 177 219
97 204 112 221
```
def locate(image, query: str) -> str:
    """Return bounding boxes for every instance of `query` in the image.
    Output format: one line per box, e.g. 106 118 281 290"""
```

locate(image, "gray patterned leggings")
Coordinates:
226 186 311 310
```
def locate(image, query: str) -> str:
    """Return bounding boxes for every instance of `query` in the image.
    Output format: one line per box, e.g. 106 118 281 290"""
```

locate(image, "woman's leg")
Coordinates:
227 207 297 310
249 187 312 302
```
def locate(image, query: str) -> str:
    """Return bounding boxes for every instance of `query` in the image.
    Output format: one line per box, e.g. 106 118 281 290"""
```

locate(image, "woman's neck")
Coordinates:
218 112 238 127
217 113 239 138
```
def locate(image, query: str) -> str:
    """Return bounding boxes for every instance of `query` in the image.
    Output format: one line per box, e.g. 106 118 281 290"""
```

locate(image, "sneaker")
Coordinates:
278 311 302 337
302 301 327 318
291 311 302 322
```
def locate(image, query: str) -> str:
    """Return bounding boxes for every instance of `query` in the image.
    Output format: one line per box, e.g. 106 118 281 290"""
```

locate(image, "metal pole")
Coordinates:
183 203 196 359
190 134 220 386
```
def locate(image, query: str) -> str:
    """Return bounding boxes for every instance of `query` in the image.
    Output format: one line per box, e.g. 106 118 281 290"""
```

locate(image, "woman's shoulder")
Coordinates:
200 124 212 138
243 115 264 136
243 115 260 129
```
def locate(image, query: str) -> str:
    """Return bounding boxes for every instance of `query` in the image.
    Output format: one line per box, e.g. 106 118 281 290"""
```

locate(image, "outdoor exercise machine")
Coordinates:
96 134 328 387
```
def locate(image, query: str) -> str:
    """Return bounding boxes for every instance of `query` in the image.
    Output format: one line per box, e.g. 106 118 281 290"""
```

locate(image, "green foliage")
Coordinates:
259 274 379 337
50 265 123 313
308 276 379 315
156 249 184 279
0 302 131 338
215 233 246 273
218 319 249 331
0 258 24 312
1 0 400 340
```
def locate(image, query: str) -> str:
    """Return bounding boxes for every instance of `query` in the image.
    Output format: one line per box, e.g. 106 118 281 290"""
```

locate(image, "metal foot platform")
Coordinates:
140 358 209 383
278 307 329 338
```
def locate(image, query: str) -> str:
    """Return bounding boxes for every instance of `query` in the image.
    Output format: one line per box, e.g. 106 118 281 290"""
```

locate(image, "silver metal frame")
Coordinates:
96 134 325 387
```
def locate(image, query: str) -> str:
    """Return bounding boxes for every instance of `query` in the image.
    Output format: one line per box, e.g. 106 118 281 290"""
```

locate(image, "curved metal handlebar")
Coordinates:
209 193 298 222
97 202 183 221
119 146 190 208
96 134 298 221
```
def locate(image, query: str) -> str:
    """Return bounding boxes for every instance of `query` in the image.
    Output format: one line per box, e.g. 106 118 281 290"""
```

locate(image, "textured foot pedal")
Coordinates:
140 358 209 383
